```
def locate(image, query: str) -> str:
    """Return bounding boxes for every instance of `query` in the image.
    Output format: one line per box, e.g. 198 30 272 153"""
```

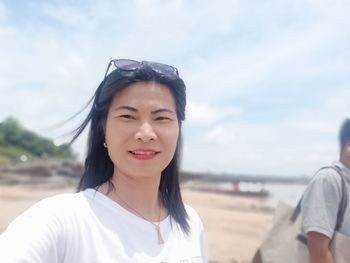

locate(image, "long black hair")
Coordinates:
70 63 190 234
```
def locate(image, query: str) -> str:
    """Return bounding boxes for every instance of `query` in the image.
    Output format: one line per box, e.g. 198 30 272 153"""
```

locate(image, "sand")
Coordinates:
0 182 273 263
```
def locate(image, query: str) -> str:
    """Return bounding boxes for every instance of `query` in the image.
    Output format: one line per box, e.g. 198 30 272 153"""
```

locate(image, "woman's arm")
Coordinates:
307 232 334 263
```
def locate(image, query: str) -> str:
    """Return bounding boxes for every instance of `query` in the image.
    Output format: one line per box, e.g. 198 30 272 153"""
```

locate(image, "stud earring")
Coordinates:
103 142 108 148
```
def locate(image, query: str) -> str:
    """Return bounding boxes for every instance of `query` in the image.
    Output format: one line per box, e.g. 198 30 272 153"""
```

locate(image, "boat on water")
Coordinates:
183 180 269 197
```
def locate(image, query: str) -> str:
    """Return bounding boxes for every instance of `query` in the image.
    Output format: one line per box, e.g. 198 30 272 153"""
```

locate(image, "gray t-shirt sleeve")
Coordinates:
301 168 342 238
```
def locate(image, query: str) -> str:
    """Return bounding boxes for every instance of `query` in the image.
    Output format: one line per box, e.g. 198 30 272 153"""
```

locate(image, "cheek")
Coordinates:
345 146 350 154
164 126 180 149
105 122 114 143
105 122 128 149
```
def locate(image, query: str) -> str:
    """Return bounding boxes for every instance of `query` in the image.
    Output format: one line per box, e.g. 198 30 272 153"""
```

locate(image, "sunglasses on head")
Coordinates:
104 59 179 79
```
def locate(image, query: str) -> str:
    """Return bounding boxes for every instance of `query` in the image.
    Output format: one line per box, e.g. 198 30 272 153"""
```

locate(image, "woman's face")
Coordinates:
104 81 179 178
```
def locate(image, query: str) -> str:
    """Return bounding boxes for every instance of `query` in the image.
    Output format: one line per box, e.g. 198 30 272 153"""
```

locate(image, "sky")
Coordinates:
0 0 349 177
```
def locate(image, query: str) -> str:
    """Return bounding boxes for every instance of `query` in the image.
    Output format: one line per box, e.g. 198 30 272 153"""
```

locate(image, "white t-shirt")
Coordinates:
0 189 207 263
301 161 350 238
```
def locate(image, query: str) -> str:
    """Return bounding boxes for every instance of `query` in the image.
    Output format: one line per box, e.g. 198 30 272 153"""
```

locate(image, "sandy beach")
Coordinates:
0 177 273 263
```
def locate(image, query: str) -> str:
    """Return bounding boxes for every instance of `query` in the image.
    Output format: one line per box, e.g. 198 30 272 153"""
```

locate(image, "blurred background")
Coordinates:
1 0 350 262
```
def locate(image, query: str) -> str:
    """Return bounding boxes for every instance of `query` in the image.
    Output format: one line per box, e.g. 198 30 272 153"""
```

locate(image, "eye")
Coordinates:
155 116 171 121
119 114 135 120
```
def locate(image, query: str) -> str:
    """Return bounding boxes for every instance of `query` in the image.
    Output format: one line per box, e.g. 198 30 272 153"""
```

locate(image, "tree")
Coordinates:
0 117 74 160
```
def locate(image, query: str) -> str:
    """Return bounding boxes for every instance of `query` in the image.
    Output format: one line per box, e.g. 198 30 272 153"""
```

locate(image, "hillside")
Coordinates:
0 117 74 165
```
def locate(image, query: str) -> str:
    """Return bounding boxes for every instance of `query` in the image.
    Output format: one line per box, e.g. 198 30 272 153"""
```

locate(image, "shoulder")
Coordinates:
29 191 85 213
184 204 203 229
0 192 85 259
37 191 82 204
315 166 341 179
301 166 343 205
6 191 86 230
184 204 200 219
301 165 344 217
1 192 86 246
307 166 342 192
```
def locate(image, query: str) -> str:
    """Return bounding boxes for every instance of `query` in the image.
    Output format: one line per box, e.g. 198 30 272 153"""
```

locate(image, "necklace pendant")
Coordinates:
155 225 164 245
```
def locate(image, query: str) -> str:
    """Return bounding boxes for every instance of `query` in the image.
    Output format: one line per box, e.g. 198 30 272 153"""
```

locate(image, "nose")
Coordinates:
134 122 157 142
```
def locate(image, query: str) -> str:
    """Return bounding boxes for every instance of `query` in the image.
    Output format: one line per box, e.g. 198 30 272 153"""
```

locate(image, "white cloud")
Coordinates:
184 121 336 176
0 1 7 23
183 87 350 176
187 23 343 100
181 0 350 106
288 88 350 134
186 100 242 125
38 4 95 30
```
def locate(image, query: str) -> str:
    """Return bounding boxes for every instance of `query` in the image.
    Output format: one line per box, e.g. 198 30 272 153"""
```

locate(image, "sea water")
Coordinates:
264 183 307 209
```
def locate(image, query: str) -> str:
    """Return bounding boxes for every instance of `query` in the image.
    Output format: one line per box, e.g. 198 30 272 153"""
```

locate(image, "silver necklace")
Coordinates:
114 191 165 245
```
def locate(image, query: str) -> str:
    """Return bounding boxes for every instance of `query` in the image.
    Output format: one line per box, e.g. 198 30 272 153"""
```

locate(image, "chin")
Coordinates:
126 168 163 178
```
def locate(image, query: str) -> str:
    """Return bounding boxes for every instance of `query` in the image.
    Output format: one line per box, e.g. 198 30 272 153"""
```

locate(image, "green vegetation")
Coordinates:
0 117 74 165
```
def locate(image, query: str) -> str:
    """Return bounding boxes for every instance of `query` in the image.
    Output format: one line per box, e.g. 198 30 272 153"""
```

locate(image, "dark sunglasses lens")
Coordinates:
113 59 140 71
149 62 178 76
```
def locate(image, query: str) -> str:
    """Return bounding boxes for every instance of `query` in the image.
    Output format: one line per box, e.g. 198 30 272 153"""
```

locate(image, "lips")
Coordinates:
128 149 160 160
129 150 158 155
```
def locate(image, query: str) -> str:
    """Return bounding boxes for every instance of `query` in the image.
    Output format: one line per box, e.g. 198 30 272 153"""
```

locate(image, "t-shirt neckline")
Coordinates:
83 188 170 226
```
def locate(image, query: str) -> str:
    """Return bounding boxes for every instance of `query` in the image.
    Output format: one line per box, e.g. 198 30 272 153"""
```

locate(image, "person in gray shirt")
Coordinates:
301 119 350 263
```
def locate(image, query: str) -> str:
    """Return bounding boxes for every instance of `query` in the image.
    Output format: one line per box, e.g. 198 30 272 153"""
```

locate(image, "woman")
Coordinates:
0 59 208 262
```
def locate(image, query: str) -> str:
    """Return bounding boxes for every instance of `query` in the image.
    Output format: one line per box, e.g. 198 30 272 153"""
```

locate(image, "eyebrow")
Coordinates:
152 109 176 115
113 106 137 112
113 105 176 115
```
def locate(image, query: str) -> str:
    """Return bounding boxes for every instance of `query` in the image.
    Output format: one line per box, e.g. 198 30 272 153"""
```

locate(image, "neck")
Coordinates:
340 144 350 168
100 170 164 222
340 155 350 169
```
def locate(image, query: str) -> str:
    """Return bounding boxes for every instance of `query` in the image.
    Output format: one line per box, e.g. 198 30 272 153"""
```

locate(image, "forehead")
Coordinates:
110 81 176 109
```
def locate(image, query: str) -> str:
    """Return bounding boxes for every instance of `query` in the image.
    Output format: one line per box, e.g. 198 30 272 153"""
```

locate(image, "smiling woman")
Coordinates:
104 82 179 180
0 59 208 262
